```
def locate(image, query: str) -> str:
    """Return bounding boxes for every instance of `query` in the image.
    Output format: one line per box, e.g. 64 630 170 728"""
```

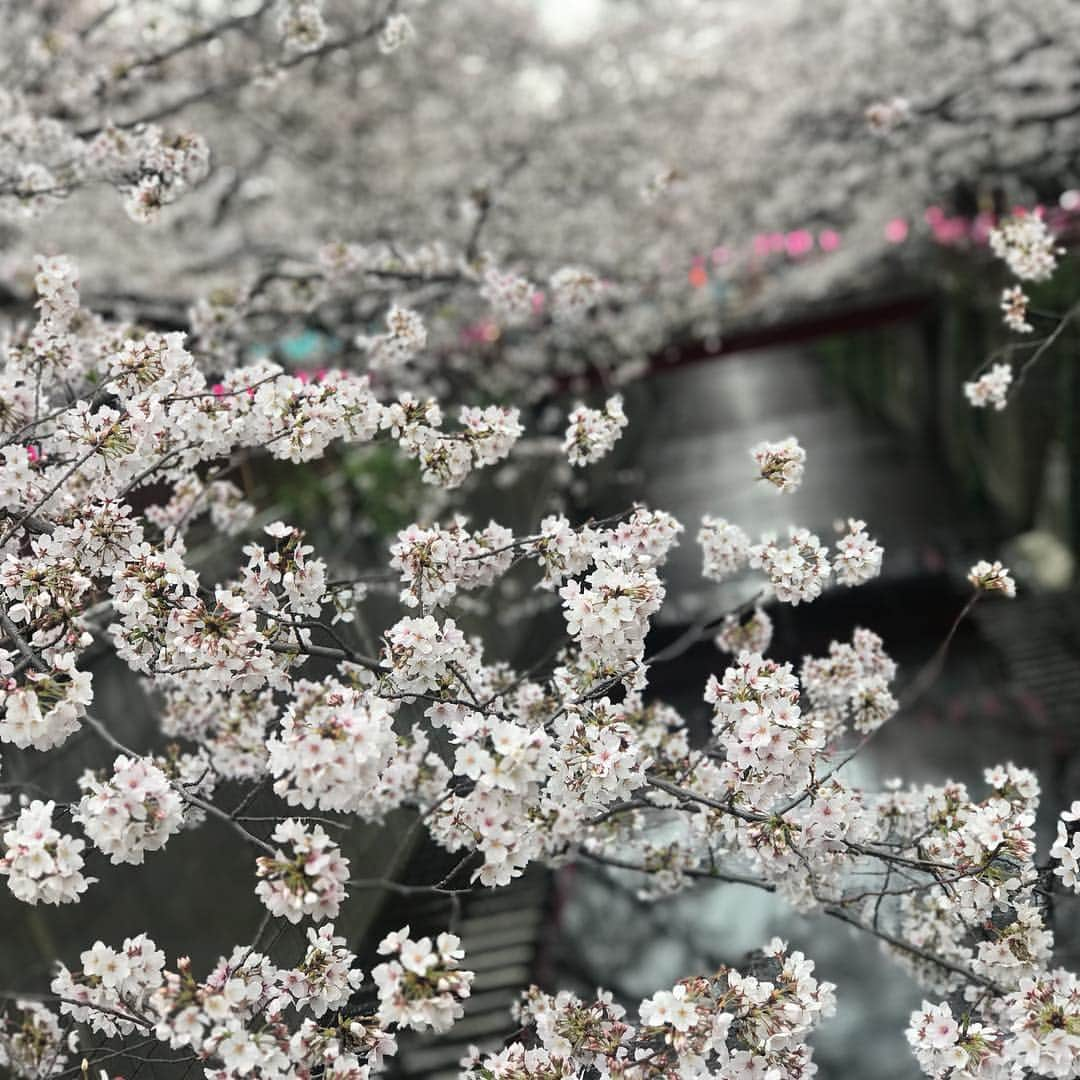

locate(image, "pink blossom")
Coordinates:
785 229 813 257
884 217 908 243
818 229 841 252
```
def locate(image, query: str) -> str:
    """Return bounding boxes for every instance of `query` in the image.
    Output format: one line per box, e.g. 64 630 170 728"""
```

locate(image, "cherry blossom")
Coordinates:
714 606 774 655
254 819 350 924
563 395 628 467
0 1000 69 1078
989 213 1062 282
832 517 884 587
1050 801 1080 892
1001 286 1033 333
749 526 832 604
378 13 416 55
52 933 167 1038
866 96 912 134
0 799 91 905
699 516 751 582
965 364 1014 411
751 436 806 493
372 927 473 1033
0 6 1079 1076
73 755 186 865
968 559 1017 598
356 305 428 372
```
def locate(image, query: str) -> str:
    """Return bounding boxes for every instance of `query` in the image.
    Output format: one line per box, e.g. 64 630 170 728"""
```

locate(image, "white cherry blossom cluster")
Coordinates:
468 938 834 1080
749 526 831 604
0 445 37 507
144 937 390 1077
281 923 365 1018
247 368 383 464
389 521 462 608
989 213 1063 282
751 435 806 493
0 1000 68 1079
377 727 452 812
378 13 416 54
432 791 536 887
714 606 774 655
149 947 285 1056
382 615 473 696
705 652 819 808
278 0 328 54
428 728 554 886
906 1000 1004 1078
547 696 652 812
460 405 525 465
999 969 1080 1076
106 331 198 399
33 254 79 323
356 305 427 372
874 765 1041 947
563 395 628 466
52 933 167 1038
287 1015 398 1078
0 653 92 750
385 397 523 487
973 900 1054 988
52 924 388 1075
0 799 91 905
1 544 94 625
968 559 1017 598
390 517 514 608
255 819 350 923
866 96 911 134
74 755 185 865
146 476 253 538
175 995 292 1073
559 548 665 672
105 543 245 680
449 710 551 795
113 128 211 225
151 588 280 693
480 267 538 325
964 363 1014 410
801 628 898 735
1050 800 1080 891
158 683 272 779
832 517 884 586
639 941 835 1075
1001 285 1033 333
266 679 398 815
531 514 600 589
608 507 684 566
44 500 145 577
908 967 1080 1079
699 516 752 582
241 521 328 618
548 267 605 323
149 745 216 829
372 927 473 1033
